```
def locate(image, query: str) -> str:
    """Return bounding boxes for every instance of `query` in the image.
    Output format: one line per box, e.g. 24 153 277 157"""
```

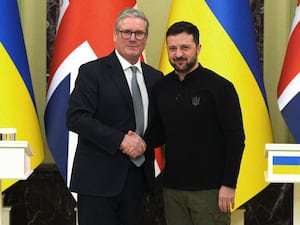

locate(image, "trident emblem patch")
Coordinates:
192 96 200 107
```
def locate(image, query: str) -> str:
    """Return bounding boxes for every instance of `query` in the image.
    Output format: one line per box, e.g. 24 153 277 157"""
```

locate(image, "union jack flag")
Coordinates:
277 0 300 143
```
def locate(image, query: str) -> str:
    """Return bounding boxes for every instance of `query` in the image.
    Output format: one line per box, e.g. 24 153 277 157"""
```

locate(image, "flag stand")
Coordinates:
0 129 33 225
265 143 300 225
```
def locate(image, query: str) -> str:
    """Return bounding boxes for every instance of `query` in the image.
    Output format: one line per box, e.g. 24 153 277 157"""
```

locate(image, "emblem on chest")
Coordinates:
192 96 200 106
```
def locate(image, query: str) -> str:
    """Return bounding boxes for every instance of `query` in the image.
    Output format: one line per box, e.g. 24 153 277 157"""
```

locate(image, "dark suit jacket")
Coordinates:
66 51 163 197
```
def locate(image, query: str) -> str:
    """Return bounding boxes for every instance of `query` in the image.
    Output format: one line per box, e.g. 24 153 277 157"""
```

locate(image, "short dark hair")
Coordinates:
166 21 200 45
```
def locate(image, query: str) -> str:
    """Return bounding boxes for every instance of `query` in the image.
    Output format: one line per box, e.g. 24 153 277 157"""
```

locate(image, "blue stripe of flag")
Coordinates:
0 0 35 105
281 93 300 143
44 75 70 181
273 156 300 165
205 0 267 104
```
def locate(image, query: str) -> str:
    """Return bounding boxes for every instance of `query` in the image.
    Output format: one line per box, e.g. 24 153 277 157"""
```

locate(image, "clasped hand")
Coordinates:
120 130 146 158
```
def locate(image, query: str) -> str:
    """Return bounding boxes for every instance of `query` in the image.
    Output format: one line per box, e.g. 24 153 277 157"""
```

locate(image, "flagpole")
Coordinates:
294 183 300 225
0 180 2 225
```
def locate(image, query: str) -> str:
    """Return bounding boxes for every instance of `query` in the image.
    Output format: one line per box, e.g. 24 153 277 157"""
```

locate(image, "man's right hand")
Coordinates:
120 130 146 158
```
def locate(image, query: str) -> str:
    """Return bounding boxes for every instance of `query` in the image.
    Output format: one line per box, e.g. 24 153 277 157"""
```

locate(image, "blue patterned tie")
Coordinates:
130 66 145 166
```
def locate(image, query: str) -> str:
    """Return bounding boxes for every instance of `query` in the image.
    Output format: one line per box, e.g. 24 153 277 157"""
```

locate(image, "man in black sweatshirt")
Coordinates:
152 21 245 225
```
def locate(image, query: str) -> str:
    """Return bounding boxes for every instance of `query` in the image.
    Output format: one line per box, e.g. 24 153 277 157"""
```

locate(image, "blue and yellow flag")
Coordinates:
159 0 274 210
0 0 44 190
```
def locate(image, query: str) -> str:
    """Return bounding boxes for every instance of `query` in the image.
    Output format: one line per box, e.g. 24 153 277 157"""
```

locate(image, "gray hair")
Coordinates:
115 8 149 34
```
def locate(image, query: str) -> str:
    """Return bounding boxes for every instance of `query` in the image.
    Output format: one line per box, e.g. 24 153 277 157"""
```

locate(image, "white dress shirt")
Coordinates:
115 50 149 133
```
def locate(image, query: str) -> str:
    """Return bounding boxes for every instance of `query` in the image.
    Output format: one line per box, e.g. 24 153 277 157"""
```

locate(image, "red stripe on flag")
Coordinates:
277 22 300 96
155 147 164 172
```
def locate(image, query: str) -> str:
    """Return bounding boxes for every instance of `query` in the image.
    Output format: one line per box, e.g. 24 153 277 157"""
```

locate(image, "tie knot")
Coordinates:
130 66 137 74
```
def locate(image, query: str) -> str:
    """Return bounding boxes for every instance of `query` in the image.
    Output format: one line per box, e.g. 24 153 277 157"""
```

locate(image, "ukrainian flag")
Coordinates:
159 0 274 210
273 156 300 174
0 0 44 190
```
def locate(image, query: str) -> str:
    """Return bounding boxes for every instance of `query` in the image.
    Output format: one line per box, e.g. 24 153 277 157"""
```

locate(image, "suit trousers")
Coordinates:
77 163 146 225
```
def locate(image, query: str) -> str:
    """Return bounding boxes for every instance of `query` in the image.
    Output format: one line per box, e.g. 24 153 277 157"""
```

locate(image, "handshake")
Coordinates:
120 130 146 158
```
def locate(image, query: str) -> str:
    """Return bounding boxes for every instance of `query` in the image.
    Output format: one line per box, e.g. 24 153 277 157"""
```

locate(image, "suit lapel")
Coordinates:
105 53 157 132
107 52 134 111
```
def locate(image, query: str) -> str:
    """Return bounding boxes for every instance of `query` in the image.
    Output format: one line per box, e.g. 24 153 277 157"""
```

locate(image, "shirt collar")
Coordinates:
115 50 142 72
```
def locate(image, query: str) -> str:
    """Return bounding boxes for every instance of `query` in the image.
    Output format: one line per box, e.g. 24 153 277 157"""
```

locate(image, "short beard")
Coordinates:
170 55 198 74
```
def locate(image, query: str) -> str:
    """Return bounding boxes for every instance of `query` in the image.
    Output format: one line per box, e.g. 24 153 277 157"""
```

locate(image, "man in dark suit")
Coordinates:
66 8 163 225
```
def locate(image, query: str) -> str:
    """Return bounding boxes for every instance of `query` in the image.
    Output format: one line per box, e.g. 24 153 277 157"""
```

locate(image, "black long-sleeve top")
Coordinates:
152 64 245 190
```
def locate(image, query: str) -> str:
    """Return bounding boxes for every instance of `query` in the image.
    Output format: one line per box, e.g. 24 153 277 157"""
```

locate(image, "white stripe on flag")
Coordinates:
278 72 300 110
57 0 70 30
68 131 78 187
154 160 161 177
47 41 97 103
290 5 300 36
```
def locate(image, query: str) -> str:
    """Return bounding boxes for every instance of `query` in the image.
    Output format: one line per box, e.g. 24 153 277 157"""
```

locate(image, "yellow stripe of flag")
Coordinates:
273 165 300 174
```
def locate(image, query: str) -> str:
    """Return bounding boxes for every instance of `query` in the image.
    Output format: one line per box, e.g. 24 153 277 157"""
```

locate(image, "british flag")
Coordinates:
277 0 300 143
